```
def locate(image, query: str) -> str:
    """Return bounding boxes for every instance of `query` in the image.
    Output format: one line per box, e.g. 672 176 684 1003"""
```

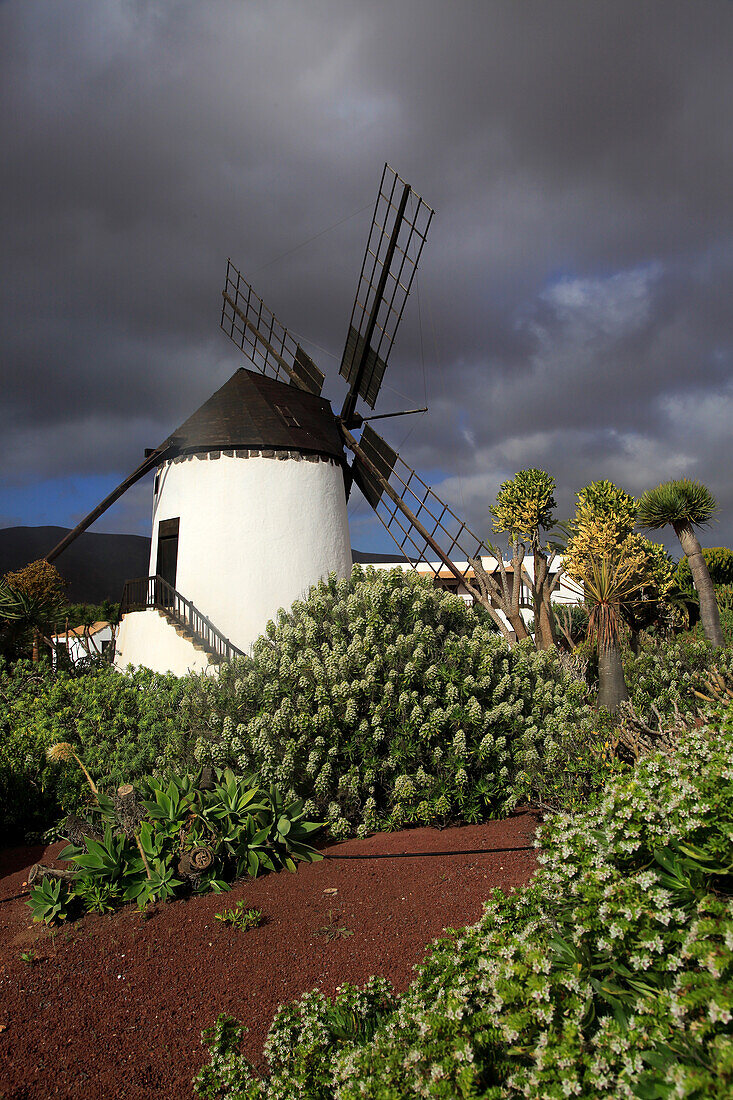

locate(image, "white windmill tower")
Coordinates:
47 166 505 674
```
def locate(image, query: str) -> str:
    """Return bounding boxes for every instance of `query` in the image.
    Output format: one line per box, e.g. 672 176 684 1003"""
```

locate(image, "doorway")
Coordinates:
156 517 179 598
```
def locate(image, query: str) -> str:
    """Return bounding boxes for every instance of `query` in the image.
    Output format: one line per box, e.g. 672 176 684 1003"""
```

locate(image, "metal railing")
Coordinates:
120 575 244 665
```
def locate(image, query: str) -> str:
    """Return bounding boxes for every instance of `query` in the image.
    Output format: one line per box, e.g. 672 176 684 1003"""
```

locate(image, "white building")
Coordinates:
52 621 116 666
361 555 581 637
114 369 352 676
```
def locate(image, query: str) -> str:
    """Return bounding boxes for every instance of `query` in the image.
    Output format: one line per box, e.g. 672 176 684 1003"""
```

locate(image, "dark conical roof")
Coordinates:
161 368 344 461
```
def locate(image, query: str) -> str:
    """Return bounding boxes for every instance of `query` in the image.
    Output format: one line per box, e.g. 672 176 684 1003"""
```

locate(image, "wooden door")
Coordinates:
156 518 179 597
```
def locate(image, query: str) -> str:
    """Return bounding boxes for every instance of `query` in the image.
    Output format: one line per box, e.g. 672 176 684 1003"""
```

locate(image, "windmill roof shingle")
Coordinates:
161 368 344 461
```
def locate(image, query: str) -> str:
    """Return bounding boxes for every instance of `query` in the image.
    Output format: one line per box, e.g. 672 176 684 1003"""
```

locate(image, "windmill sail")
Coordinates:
221 260 325 395
343 424 494 611
340 165 433 416
353 423 398 508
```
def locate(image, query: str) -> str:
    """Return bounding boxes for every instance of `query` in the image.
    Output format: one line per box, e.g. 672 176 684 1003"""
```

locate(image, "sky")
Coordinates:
2 0 732 559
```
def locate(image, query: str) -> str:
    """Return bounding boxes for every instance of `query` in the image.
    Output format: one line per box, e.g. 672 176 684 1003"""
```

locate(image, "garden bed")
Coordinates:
0 812 538 1100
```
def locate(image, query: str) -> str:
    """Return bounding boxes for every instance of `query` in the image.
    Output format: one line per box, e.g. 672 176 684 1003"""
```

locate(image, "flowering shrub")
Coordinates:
195 705 733 1099
186 566 595 836
624 633 733 723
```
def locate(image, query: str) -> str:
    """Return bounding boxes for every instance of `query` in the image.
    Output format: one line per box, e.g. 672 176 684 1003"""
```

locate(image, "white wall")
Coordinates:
363 555 583 634
147 450 352 655
67 624 114 663
114 608 213 676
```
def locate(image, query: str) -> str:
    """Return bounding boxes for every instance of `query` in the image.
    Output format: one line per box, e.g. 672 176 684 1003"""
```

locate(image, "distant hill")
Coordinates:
0 526 401 605
0 527 151 604
351 548 401 563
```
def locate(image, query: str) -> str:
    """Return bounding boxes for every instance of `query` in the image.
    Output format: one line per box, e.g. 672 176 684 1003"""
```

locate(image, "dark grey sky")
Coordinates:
2 0 732 555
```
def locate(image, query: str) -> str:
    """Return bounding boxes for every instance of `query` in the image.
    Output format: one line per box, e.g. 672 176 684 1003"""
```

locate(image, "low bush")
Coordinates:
26 767 322 922
677 546 733 592
185 566 597 837
195 703 733 1099
0 659 187 838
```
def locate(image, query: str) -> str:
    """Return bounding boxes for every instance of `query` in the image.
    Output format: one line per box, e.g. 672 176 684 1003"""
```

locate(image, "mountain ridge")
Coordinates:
0 527 399 605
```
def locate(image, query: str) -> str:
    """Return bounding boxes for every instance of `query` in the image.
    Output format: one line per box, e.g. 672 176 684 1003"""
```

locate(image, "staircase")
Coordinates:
120 575 244 666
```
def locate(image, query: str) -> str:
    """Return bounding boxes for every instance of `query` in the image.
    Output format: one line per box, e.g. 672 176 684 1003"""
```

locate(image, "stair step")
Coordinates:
156 609 223 663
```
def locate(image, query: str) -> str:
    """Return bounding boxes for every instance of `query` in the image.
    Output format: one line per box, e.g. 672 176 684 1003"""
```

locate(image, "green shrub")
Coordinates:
623 633 733 722
214 901 264 932
26 877 72 925
185 566 595 836
717 584 733 613
688 603 733 648
0 659 187 838
196 707 733 1099
677 546 733 591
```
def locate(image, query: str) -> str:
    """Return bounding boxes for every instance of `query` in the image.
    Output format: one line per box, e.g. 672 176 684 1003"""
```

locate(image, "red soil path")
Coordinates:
0 813 538 1100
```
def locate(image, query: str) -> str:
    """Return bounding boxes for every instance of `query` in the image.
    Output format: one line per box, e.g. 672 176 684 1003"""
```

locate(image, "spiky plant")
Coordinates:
0 560 66 660
580 555 643 714
637 479 723 647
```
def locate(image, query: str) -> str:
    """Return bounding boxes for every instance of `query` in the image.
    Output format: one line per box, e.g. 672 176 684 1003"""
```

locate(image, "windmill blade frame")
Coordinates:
221 260 325 395
342 423 498 615
339 164 433 419
45 443 174 563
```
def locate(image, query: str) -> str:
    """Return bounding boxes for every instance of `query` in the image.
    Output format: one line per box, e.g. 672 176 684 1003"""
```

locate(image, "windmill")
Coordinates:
47 165 511 673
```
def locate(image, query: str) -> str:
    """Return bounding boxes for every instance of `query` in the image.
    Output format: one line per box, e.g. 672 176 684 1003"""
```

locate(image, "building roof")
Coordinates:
161 368 345 462
52 621 112 641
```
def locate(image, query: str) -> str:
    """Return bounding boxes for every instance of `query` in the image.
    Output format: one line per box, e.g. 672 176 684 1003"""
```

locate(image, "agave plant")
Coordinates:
26 877 72 925
637 479 723 647
260 785 323 873
60 824 132 885
140 776 198 842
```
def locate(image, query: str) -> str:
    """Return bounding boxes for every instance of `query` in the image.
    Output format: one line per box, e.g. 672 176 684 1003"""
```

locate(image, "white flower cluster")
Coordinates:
319 719 733 1099
187 565 593 838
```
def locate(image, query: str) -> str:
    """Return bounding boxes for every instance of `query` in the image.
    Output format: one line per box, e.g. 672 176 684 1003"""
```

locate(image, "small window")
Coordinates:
275 405 301 428
154 472 160 496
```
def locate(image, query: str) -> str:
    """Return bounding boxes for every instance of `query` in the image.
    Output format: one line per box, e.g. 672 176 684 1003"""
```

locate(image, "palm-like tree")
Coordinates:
0 579 65 660
637 479 724 647
580 554 643 714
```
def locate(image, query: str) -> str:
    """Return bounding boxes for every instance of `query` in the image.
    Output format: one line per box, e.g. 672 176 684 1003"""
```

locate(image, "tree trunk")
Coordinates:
28 863 77 886
504 541 531 641
468 554 529 644
507 555 531 641
532 550 557 650
597 643 629 714
677 525 724 647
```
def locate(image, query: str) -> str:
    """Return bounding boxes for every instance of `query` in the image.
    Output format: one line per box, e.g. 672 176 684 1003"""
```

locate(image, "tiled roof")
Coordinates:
52 621 111 641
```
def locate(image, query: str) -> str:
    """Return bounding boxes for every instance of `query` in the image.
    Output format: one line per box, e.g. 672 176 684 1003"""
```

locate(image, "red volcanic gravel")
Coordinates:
0 813 538 1100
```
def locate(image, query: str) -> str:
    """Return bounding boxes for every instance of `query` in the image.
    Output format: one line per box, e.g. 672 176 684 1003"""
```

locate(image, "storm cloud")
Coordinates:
1 0 732 552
